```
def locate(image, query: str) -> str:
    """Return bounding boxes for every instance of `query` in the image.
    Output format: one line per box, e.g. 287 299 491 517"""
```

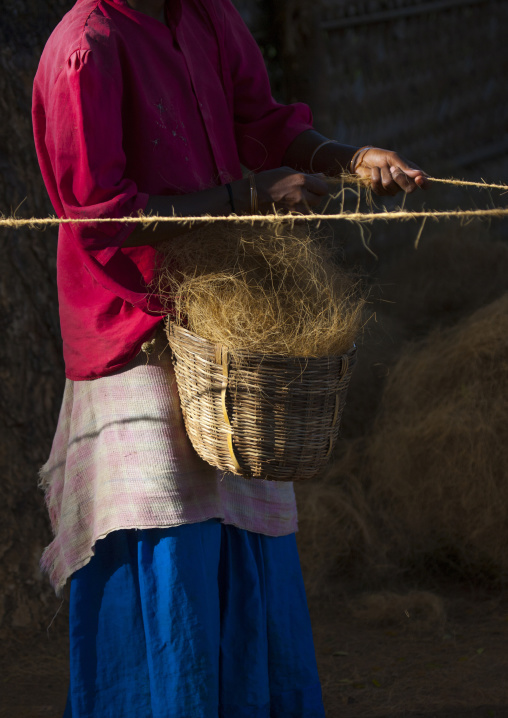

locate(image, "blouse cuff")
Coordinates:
89 192 151 266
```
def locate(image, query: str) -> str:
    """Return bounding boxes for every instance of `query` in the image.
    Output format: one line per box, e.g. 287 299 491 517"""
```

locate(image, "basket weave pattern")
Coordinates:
167 322 357 481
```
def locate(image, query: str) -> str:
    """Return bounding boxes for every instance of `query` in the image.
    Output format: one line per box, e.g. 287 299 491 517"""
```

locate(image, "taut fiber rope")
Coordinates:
1 176 506 230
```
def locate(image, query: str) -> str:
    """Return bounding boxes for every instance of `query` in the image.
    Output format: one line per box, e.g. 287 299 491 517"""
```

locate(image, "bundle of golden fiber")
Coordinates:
365 292 508 578
155 222 364 357
297 292 508 590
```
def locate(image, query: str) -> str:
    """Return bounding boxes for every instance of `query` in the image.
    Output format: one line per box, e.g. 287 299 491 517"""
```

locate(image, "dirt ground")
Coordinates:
311 582 508 718
2 580 508 718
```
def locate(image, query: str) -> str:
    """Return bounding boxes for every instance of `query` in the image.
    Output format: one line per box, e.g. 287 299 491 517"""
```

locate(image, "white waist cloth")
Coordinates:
40 332 297 594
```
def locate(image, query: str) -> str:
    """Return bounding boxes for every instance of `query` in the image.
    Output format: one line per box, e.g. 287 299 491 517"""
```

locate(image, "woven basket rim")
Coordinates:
167 319 356 361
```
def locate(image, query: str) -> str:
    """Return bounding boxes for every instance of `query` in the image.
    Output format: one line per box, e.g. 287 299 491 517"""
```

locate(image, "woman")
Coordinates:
33 0 428 715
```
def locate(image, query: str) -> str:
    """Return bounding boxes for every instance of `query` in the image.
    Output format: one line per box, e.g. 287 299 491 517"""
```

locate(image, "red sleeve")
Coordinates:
43 44 149 266
220 0 314 171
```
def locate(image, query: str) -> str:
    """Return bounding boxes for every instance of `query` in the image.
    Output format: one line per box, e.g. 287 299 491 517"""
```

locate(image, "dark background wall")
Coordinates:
1 0 507 639
0 0 69 636
244 0 508 179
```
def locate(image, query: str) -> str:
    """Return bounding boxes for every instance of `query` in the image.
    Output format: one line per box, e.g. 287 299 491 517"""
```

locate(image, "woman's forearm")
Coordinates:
123 165 331 248
123 131 360 250
282 129 358 176
123 179 251 248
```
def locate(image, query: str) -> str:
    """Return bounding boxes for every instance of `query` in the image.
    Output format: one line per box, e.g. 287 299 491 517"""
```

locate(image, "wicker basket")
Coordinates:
167 321 357 481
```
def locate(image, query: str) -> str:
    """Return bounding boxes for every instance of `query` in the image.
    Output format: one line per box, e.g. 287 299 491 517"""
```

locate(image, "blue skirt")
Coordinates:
64 521 325 718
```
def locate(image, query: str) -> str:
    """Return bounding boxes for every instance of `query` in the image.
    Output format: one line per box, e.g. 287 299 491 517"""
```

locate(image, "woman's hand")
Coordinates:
234 167 329 214
282 130 430 197
352 147 431 196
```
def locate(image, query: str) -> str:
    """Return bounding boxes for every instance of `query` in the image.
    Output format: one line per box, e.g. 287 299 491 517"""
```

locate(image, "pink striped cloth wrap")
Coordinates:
39 331 297 595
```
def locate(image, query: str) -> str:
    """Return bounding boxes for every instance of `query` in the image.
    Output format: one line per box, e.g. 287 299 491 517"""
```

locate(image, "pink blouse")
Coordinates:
32 0 313 379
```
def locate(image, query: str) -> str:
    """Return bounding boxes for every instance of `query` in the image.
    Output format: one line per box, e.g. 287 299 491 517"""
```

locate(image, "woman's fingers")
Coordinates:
381 164 400 195
415 174 431 189
257 167 330 212
370 165 388 196
390 158 432 191
356 149 431 195
365 163 423 196
305 173 330 197
298 187 328 210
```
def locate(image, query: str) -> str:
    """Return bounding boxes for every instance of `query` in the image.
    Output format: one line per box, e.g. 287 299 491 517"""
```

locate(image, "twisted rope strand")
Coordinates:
425 177 508 192
1 207 507 229
1 176 506 229
336 175 508 192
